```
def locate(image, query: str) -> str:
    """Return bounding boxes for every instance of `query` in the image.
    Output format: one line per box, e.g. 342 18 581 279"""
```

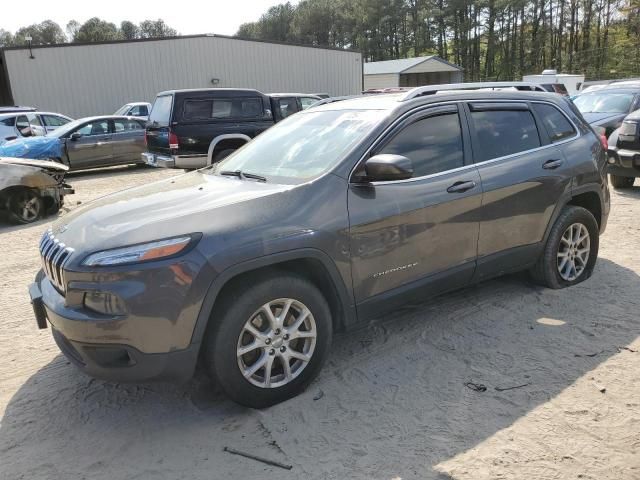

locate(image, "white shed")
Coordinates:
0 34 363 118
363 55 464 91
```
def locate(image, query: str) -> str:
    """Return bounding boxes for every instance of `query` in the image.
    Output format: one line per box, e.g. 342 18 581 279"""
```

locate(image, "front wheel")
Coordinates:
610 174 635 189
530 206 599 289
7 188 44 224
203 273 332 408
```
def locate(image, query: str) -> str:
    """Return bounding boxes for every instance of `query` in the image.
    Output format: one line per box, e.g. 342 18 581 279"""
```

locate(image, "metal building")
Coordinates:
0 34 363 118
363 55 463 91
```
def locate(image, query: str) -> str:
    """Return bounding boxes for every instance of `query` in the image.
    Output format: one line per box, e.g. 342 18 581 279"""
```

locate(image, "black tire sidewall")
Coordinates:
545 206 599 288
205 274 332 408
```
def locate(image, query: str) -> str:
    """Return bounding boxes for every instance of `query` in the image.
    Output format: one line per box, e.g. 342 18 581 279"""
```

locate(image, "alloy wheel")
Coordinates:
557 222 590 281
236 298 317 388
12 190 41 223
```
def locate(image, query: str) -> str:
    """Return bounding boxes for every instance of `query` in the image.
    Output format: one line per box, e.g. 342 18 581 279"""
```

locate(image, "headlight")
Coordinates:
82 235 197 266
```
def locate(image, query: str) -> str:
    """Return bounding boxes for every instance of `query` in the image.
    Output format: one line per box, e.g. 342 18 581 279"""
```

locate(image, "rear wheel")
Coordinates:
530 206 599 289
203 273 332 408
610 174 635 189
7 188 44 224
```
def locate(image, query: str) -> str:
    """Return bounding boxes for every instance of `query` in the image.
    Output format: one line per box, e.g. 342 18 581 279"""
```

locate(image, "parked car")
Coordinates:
572 86 640 137
29 87 609 408
114 102 152 119
0 157 72 224
0 111 73 143
143 89 320 169
0 116 146 170
606 109 640 188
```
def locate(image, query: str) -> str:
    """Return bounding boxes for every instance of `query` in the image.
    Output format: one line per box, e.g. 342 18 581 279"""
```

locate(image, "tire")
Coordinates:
530 205 599 289
610 174 635 189
7 188 44 224
203 272 332 408
213 149 235 162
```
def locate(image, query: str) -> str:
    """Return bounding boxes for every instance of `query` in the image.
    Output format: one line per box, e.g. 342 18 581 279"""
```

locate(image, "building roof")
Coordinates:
363 55 463 75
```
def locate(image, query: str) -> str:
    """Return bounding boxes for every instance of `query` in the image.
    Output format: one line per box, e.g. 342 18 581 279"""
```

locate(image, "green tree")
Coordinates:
74 17 121 43
13 20 66 45
138 19 177 38
0 29 13 47
66 20 80 42
120 21 139 40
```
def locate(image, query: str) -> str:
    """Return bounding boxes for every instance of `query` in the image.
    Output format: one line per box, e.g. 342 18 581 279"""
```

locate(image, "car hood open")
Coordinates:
51 171 295 252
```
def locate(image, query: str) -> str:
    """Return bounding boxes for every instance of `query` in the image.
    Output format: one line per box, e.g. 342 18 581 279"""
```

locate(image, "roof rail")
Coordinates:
399 81 547 101
309 95 361 107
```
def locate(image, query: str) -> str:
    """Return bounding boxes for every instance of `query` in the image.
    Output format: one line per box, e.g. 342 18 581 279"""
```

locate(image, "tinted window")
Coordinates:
379 112 464 177
42 115 69 127
77 120 109 136
277 98 298 118
471 109 541 161
183 97 263 120
534 103 576 142
0 116 16 127
114 119 143 132
149 95 173 126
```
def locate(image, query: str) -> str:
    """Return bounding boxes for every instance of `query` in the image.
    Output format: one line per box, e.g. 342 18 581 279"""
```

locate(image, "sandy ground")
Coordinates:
1 165 639 480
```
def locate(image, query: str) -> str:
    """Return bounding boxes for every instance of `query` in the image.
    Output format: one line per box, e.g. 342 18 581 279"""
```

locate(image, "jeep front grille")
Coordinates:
39 229 74 293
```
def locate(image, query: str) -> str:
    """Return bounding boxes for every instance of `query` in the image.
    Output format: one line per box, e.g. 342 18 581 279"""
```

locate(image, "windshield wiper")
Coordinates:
219 170 267 182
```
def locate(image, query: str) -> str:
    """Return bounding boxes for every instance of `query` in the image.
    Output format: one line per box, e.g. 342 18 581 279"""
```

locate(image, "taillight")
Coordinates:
169 130 179 150
600 134 608 149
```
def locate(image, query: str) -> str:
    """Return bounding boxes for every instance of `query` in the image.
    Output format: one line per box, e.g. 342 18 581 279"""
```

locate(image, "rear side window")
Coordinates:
533 103 576 142
470 109 541 161
379 112 464 177
149 95 173 126
183 97 263 120
114 119 143 132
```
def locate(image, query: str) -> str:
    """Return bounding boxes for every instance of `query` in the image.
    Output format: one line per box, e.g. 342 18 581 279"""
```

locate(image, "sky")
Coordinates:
0 0 289 37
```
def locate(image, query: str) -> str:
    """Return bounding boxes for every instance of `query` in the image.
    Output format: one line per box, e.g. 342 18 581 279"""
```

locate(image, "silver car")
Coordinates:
0 111 73 142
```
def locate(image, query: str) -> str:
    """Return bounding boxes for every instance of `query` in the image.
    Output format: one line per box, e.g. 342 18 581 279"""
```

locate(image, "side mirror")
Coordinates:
363 154 413 182
70 132 82 141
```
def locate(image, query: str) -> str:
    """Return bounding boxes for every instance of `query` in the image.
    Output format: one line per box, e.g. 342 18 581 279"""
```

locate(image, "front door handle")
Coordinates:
447 180 477 193
542 159 563 170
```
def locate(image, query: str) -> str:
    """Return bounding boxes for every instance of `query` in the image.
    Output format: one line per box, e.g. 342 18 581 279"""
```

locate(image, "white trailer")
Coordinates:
523 69 585 95
0 34 363 118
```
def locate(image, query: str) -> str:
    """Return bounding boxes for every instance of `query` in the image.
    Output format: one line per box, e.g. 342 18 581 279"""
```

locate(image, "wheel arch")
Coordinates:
542 185 604 245
206 134 251 164
190 249 356 347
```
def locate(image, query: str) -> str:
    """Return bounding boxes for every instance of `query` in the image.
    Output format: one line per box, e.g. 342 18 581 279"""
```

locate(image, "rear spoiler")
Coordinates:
0 157 68 172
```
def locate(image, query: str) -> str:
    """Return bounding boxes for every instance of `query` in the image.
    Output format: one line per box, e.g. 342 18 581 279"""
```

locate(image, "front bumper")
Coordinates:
606 147 640 177
28 266 206 383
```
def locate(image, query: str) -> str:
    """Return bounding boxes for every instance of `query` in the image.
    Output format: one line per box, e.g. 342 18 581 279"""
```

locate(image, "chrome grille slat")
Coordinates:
38 229 74 294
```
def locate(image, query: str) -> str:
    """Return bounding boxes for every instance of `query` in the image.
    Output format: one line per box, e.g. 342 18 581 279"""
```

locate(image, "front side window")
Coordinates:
213 109 384 182
534 103 576 142
76 120 109 136
470 109 541 161
300 97 319 109
16 115 29 135
277 98 299 118
378 112 464 177
130 105 148 117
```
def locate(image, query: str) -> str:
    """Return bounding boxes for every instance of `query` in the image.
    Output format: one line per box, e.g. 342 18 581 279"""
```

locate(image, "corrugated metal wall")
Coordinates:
3 36 362 118
363 73 400 90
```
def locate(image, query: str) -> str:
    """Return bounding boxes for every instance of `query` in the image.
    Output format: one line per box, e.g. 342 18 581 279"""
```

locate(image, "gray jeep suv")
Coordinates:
29 87 610 408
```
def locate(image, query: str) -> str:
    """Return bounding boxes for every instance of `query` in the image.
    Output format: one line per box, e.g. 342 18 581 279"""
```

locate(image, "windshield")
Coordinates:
212 109 385 182
573 92 634 114
113 104 132 115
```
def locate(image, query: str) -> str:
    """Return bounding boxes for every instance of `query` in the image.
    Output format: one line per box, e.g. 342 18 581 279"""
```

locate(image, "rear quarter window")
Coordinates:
470 109 541 161
149 95 173 126
533 103 576 142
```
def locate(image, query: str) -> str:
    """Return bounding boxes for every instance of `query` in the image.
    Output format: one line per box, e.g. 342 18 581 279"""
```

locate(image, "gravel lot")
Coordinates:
1 166 639 480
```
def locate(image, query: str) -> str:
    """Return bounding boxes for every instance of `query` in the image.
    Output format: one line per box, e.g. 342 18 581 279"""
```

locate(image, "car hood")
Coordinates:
51 171 296 252
582 112 626 126
0 136 63 160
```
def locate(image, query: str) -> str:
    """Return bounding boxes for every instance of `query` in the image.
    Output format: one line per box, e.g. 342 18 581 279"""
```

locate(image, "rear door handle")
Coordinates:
447 180 477 193
542 159 563 170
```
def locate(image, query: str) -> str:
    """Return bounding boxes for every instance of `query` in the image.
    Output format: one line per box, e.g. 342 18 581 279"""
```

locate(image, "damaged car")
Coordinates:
0 158 73 224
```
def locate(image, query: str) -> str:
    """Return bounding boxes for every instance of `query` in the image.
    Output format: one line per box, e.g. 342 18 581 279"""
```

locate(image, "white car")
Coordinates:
0 111 73 143
114 102 152 120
